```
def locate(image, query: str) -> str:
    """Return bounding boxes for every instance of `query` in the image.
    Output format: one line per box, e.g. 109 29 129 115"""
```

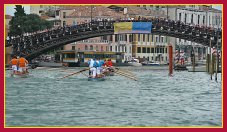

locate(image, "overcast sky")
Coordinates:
5 5 222 16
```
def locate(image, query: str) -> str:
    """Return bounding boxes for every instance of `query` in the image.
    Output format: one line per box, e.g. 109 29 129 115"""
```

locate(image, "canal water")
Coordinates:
5 67 222 127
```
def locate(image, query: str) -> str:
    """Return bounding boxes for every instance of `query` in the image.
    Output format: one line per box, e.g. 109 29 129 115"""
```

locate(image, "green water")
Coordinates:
5 67 222 127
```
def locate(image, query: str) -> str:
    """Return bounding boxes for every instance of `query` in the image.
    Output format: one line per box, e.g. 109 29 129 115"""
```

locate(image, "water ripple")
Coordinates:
5 68 222 127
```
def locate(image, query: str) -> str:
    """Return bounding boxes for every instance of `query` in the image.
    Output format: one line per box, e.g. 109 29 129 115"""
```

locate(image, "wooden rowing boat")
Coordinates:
11 73 29 78
103 71 114 76
87 77 105 81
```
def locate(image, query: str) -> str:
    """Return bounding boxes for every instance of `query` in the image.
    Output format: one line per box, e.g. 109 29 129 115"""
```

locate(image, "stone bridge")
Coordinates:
6 19 222 60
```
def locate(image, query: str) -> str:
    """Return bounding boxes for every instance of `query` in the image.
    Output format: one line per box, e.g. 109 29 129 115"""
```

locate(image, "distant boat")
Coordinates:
128 59 142 67
141 60 160 66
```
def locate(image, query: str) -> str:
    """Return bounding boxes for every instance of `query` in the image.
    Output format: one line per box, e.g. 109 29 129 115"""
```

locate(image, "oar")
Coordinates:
115 70 135 77
113 68 135 77
114 71 137 81
59 68 89 79
81 72 90 77
114 67 135 76
115 71 136 79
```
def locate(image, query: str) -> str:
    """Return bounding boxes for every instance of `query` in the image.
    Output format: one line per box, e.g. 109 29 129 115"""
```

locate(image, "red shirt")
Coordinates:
107 61 113 67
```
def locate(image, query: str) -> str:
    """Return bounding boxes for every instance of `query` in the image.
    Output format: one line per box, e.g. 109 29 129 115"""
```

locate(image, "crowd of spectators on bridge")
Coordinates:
6 16 222 58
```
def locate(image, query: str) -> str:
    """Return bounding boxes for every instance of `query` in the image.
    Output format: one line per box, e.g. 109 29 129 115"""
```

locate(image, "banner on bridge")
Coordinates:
114 22 152 34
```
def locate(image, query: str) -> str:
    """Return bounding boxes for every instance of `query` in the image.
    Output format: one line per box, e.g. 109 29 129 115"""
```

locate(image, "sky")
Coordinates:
5 5 30 16
5 5 222 16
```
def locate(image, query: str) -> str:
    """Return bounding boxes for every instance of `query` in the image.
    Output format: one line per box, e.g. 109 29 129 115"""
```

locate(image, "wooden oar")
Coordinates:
113 68 135 77
59 68 89 79
114 69 136 78
115 70 135 78
81 72 90 77
114 67 135 76
114 71 137 81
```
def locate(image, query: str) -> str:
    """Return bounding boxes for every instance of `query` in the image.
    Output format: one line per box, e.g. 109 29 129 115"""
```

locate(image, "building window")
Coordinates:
115 35 118 42
147 34 150 42
85 45 88 50
63 21 66 27
209 16 210 25
152 34 154 42
125 34 127 41
129 34 133 42
142 47 146 53
129 46 131 53
156 36 158 42
157 47 160 53
115 46 117 52
56 10 59 16
72 46 75 50
203 15 205 24
151 48 154 53
103 35 107 40
143 34 145 42
185 14 187 23
100 46 103 51
138 34 140 42
63 12 66 18
96 45 99 51
160 48 163 53
191 14 194 24
110 46 112 51
137 47 141 53
179 13 181 21
198 15 200 25
161 37 164 42
90 45 93 50
147 48 150 53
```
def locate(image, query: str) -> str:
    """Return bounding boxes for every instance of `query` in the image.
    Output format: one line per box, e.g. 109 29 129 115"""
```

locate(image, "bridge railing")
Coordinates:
6 19 222 59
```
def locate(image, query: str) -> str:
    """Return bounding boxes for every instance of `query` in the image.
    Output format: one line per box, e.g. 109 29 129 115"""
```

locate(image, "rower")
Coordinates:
87 58 96 78
8 56 18 74
96 58 105 78
18 56 29 74
107 58 114 72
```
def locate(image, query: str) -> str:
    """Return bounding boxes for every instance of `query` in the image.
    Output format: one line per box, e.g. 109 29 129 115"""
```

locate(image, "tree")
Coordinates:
14 5 26 17
9 6 54 36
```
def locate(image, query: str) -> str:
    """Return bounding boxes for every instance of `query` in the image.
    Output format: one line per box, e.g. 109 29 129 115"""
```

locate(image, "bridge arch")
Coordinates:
6 20 222 61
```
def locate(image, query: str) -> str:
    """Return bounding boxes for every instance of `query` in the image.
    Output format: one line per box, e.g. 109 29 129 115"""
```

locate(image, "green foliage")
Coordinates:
9 5 54 36
14 5 26 17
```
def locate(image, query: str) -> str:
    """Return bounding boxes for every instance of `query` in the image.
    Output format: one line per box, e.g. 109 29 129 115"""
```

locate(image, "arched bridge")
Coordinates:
6 19 222 61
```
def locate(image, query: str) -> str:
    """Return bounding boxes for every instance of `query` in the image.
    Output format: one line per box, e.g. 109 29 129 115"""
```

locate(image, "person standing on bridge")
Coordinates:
8 56 18 75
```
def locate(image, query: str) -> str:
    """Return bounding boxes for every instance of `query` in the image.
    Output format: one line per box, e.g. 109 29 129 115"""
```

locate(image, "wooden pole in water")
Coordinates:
215 31 219 81
206 53 210 73
210 38 212 80
192 47 195 72
168 44 173 76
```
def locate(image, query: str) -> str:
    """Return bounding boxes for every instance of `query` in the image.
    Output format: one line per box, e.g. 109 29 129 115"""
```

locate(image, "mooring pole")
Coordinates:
192 47 195 72
215 30 219 81
210 38 212 80
169 44 173 76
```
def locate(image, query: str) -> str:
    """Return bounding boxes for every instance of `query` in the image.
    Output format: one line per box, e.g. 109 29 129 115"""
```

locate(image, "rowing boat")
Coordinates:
11 73 29 78
103 71 114 76
87 77 105 81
